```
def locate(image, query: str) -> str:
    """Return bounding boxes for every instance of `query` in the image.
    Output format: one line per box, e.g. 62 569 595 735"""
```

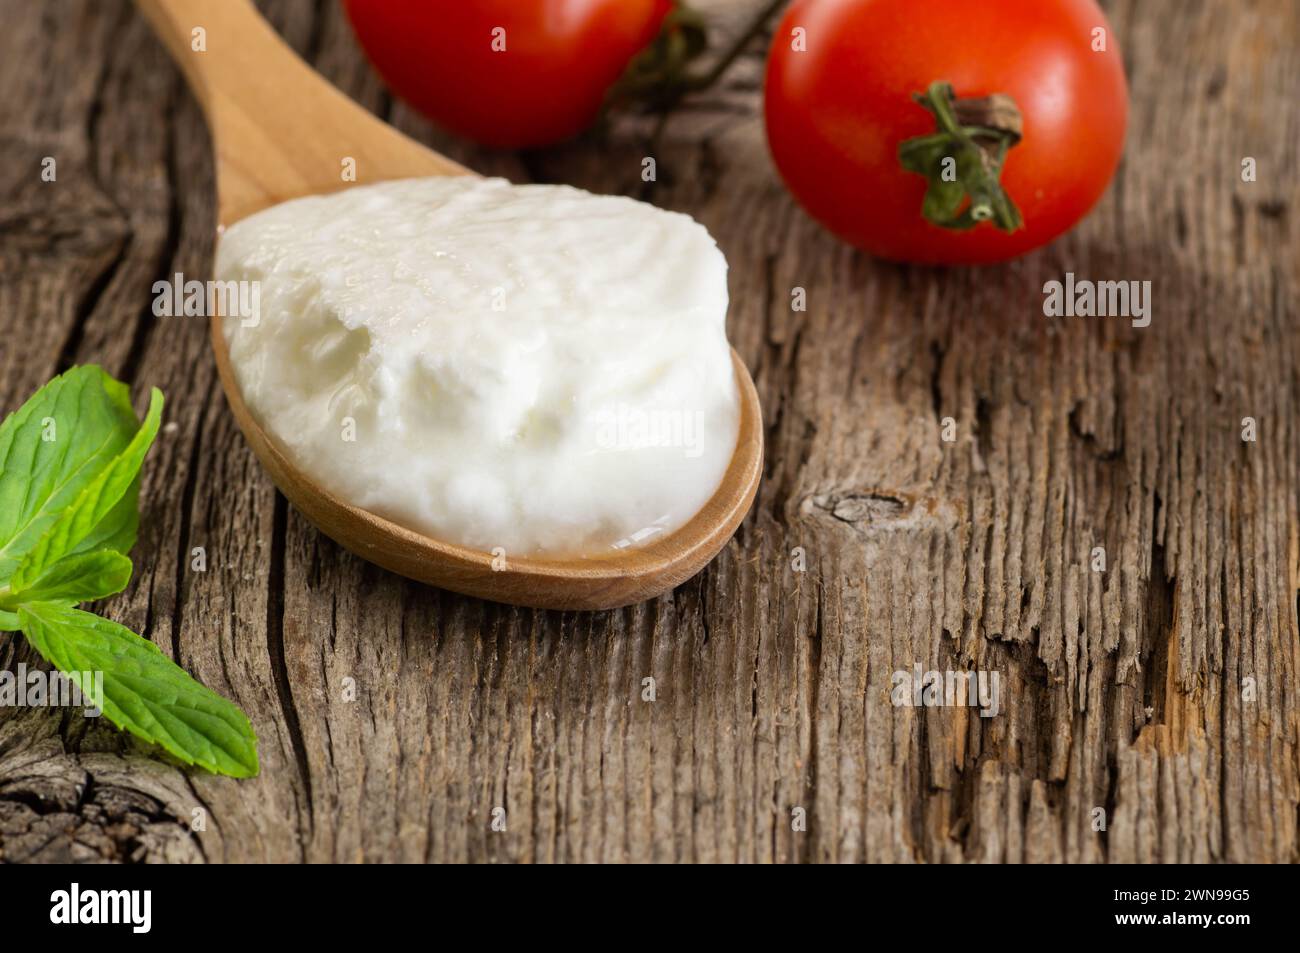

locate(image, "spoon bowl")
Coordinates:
137 0 763 610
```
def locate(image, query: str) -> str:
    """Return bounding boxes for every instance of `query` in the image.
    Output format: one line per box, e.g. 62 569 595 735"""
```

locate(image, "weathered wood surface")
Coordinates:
0 0 1297 863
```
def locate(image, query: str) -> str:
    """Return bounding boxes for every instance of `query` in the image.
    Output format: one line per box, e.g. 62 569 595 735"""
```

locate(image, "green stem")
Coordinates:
613 0 786 117
680 0 787 93
897 81 1025 232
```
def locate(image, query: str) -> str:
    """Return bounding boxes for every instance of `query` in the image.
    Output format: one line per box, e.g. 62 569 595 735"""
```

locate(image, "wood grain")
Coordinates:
135 0 468 227
0 0 1296 863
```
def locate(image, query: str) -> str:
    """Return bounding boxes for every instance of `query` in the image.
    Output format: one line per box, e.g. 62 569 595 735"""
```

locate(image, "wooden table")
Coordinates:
1 0 1296 863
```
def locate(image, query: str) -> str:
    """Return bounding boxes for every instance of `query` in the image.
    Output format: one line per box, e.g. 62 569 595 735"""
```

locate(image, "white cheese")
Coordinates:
216 176 739 558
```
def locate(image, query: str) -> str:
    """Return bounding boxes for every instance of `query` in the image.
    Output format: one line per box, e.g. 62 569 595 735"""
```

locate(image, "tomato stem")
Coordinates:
898 81 1024 232
681 0 787 93
612 0 786 114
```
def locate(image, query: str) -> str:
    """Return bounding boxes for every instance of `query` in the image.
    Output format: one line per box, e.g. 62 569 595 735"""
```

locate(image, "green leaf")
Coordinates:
70 473 142 559
17 602 259 778
0 370 254 781
1 550 132 609
11 387 162 591
0 366 142 581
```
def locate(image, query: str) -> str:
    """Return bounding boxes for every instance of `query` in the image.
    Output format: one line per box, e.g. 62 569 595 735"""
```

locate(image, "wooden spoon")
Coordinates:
135 0 763 610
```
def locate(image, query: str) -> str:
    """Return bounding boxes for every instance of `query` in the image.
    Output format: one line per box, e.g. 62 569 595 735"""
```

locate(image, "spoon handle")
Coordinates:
134 0 466 226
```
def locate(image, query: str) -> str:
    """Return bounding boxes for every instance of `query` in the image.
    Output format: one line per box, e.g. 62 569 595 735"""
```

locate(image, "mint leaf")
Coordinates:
17 603 259 778
1 550 132 608
11 387 162 591
0 366 141 581
0 367 259 780
69 473 142 560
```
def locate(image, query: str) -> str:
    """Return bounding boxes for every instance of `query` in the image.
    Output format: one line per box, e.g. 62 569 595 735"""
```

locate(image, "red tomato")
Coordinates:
764 0 1128 264
344 0 672 149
